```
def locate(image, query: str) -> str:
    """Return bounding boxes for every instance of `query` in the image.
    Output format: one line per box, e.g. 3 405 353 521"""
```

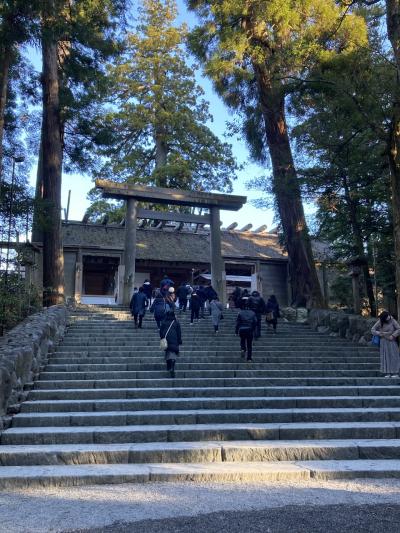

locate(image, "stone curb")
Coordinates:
0 305 68 429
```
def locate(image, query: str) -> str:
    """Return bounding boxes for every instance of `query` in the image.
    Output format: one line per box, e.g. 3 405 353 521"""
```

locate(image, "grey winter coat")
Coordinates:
210 300 223 327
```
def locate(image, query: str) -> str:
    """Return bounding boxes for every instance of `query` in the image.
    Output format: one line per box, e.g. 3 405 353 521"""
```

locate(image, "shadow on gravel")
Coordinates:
68 504 400 533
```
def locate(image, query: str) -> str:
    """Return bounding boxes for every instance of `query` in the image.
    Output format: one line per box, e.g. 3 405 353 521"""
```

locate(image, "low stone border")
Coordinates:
308 309 377 345
0 305 68 429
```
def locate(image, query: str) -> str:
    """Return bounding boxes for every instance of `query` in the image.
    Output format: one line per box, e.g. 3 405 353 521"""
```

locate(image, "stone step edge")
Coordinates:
22 395 400 406
1 460 400 489
28 385 400 394
5 420 400 436
1 439 400 466
13 406 400 421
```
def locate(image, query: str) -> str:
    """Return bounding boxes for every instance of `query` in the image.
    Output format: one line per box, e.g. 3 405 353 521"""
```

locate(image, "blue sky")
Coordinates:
29 0 276 229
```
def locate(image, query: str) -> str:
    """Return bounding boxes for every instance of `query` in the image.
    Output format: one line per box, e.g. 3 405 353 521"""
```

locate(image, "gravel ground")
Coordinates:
2 479 400 533
69 504 400 533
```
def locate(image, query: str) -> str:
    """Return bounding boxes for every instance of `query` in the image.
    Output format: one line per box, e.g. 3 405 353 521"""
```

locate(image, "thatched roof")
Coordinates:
62 222 287 263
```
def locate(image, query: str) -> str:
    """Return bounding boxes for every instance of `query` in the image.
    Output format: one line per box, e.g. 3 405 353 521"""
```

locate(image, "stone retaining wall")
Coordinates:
0 305 68 429
308 309 377 345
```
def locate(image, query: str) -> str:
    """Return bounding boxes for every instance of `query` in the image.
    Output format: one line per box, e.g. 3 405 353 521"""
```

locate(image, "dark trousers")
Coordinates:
155 317 162 329
134 314 143 328
179 298 188 311
166 359 176 370
239 328 253 359
267 318 278 331
191 308 199 322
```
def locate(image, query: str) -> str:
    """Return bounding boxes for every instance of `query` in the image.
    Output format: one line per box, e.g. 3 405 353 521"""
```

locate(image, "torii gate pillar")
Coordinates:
210 207 226 305
122 198 138 306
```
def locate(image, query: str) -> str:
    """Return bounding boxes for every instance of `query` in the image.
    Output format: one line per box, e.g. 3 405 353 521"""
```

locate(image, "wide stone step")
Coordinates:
60 336 355 343
38 370 381 381
1 439 400 467
49 354 379 363
49 357 380 366
44 363 379 372
7 459 400 489
33 376 399 389
3 421 400 445
11 407 400 428
56 343 377 356
28 385 400 401
20 396 400 413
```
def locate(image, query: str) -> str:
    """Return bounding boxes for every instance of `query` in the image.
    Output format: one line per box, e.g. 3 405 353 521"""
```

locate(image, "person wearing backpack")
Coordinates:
371 310 400 378
235 298 257 361
249 290 266 339
265 294 280 334
177 283 189 312
150 291 167 329
159 310 182 378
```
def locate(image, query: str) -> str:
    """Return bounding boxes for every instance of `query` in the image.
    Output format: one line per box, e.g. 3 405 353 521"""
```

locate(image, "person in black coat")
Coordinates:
197 285 207 318
177 283 189 312
249 290 266 339
190 291 201 324
232 286 242 309
142 279 153 303
130 286 148 328
150 291 167 329
265 294 280 333
159 311 182 377
235 299 257 361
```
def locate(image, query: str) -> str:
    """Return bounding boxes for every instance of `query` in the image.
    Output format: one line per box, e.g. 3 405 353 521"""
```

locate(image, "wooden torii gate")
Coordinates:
96 179 246 305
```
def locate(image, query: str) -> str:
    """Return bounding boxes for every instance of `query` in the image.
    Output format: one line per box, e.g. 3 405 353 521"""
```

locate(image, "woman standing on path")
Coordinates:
371 311 400 378
210 297 224 334
159 310 182 378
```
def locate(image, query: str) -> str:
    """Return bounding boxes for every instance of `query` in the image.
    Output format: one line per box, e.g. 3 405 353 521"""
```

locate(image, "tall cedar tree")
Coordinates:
41 0 64 305
385 0 400 318
291 41 395 316
38 0 126 305
187 0 367 307
91 0 238 196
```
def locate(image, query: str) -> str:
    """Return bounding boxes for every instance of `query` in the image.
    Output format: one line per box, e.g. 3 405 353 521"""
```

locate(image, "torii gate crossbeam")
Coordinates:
96 179 246 305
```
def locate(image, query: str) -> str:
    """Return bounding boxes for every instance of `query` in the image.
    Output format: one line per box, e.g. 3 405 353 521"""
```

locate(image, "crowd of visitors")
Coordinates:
130 276 282 375
131 278 400 379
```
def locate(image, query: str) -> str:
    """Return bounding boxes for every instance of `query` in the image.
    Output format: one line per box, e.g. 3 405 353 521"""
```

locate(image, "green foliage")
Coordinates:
91 0 239 193
284 14 396 312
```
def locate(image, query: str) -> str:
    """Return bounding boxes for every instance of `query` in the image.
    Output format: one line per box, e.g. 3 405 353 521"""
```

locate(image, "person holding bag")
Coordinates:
159 310 182 378
371 310 400 378
265 294 280 334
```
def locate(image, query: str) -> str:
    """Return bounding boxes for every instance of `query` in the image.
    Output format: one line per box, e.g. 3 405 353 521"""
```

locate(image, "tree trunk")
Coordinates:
254 68 324 308
41 5 64 306
31 119 44 242
342 174 377 316
0 42 12 185
386 0 400 319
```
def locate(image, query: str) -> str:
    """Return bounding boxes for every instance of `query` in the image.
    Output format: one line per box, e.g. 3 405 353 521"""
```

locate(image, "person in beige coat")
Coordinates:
371 311 400 377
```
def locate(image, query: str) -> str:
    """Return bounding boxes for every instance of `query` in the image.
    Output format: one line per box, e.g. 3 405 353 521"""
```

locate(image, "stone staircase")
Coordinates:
1 305 400 488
